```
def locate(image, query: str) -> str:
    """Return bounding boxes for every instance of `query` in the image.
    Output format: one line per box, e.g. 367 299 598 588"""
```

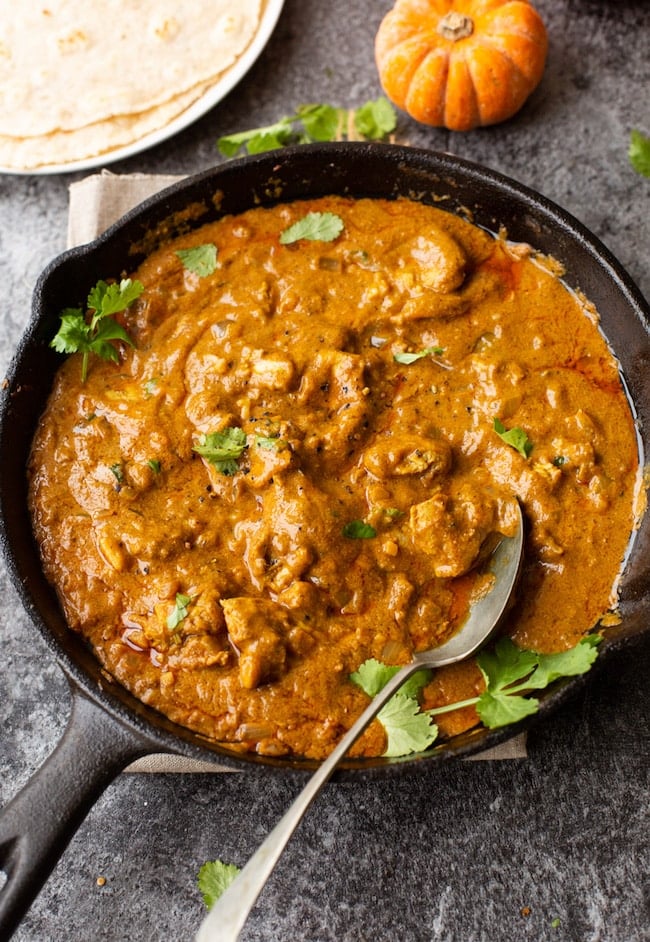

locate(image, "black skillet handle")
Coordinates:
0 681 158 939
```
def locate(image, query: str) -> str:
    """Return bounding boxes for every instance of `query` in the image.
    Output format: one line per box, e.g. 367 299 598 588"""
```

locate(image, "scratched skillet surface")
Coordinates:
0 0 649 939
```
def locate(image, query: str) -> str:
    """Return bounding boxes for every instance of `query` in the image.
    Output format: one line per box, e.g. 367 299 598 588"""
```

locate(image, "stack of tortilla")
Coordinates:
0 0 264 171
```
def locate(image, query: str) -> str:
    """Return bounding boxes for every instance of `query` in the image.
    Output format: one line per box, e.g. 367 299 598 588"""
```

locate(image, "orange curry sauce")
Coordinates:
28 197 640 759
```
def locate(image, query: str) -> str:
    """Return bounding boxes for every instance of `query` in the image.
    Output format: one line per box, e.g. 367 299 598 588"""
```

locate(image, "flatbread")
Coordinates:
0 78 216 170
0 0 264 169
0 1 262 136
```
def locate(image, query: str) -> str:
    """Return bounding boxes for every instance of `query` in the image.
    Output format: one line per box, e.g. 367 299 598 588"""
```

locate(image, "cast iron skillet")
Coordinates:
0 143 648 937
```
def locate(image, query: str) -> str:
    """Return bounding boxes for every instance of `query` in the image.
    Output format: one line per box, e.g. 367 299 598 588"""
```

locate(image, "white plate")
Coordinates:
0 0 285 176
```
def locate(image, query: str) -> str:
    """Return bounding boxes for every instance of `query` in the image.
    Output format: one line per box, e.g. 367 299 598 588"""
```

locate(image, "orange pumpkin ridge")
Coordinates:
375 0 548 131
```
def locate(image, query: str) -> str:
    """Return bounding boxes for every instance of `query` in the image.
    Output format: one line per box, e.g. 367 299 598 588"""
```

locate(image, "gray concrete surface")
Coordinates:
0 1 649 940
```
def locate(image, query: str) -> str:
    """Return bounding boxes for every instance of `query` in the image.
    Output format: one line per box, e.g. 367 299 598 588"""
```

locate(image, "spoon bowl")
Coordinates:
196 502 525 941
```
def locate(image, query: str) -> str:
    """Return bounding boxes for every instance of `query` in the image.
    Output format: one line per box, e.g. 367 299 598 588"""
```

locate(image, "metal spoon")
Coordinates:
196 502 524 942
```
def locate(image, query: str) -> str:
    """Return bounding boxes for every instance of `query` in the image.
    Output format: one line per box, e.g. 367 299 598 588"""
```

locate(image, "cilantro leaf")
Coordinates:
86 281 110 315
197 860 241 910
109 462 124 485
88 279 144 318
50 310 90 354
354 97 397 140
342 520 376 539
217 117 295 157
524 635 601 689
51 277 143 382
280 212 345 245
477 637 539 692
176 244 218 278
350 658 431 699
476 688 540 728
249 127 298 154
350 658 399 697
493 417 533 458
216 97 396 157
350 659 435 756
167 593 192 632
384 507 404 519
255 435 286 451
193 427 247 475
378 694 438 757
473 635 602 729
296 103 342 142
397 670 433 700
352 633 601 749
90 317 134 363
393 346 444 364
629 129 650 178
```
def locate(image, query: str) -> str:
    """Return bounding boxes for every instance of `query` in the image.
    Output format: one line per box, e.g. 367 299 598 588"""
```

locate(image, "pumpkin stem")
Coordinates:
437 12 474 41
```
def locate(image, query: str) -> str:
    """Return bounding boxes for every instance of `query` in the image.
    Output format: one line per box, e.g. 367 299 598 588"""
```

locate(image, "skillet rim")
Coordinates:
1 141 649 778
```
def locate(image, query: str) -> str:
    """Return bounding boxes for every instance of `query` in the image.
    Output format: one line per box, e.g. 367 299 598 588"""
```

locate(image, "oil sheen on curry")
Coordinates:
29 196 640 760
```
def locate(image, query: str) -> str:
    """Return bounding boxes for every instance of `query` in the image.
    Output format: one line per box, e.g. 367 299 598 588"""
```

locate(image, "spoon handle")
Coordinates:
195 661 420 942
196 515 524 941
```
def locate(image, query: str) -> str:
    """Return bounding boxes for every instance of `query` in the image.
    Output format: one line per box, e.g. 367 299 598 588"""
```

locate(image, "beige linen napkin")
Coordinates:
67 170 527 768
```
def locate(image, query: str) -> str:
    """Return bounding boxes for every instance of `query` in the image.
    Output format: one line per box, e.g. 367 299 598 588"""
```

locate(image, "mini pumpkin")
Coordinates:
375 0 548 131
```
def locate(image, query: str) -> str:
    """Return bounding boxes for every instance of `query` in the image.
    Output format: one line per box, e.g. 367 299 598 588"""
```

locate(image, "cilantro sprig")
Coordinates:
51 278 144 382
350 659 437 756
376 695 438 757
393 345 444 365
493 417 533 458
354 98 398 140
457 635 601 728
109 462 124 486
167 593 192 632
629 129 650 178
193 427 248 475
198 860 241 910
217 98 397 157
280 212 344 245
176 244 218 277
255 434 287 451
342 520 377 539
351 635 601 757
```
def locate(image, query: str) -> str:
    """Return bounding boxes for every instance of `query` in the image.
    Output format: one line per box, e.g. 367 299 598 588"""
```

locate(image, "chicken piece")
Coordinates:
409 485 498 578
407 227 467 293
246 432 296 488
166 635 231 670
221 596 291 690
296 350 372 468
550 437 597 485
362 434 451 479
249 356 296 391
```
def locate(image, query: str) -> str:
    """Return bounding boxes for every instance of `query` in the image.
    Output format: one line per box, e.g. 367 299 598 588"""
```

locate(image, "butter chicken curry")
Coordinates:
28 196 641 760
